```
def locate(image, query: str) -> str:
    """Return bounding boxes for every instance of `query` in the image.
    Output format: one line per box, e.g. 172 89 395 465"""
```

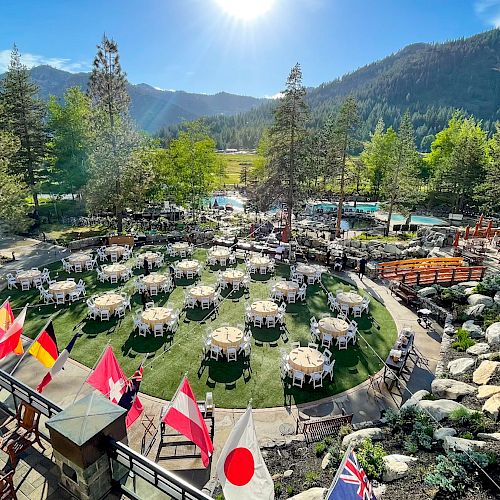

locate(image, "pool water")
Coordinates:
209 196 245 210
314 202 379 213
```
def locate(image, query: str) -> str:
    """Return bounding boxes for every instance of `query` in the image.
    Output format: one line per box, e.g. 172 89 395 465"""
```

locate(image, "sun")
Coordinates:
215 0 275 20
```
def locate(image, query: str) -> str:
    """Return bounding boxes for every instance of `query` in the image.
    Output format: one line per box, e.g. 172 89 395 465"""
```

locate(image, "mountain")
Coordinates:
173 28 500 150
5 65 266 133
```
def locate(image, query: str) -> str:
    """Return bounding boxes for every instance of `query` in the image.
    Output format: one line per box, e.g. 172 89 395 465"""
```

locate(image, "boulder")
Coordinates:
468 294 494 307
486 323 500 346
401 390 430 410
383 244 402 255
372 484 387 498
464 287 477 296
447 358 475 376
417 400 467 422
289 488 327 500
460 281 480 288
444 324 457 336
283 469 293 478
342 428 383 448
494 291 500 305
443 436 486 454
321 452 331 470
465 304 486 317
431 379 476 400
462 321 484 339
477 385 500 399
382 456 409 482
482 393 500 419
472 361 500 385
466 343 490 356
477 432 500 441
479 352 500 361
418 286 438 298
433 428 457 441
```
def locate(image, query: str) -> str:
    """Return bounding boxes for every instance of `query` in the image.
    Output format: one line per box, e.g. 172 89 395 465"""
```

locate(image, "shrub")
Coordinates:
315 441 327 457
449 407 485 432
461 432 474 440
421 393 438 401
274 483 282 496
286 486 295 497
474 275 500 296
403 439 418 455
385 405 432 431
338 424 353 439
409 422 434 450
356 439 386 480
482 304 500 328
451 328 476 352
327 441 345 470
303 471 319 488
440 288 467 305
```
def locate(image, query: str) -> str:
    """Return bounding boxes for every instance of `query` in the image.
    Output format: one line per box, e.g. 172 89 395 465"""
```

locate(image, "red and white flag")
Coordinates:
216 406 274 500
162 376 213 468
0 306 26 360
86 346 143 428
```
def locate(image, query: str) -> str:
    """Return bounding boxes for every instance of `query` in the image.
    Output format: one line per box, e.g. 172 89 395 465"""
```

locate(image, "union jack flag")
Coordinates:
326 448 376 500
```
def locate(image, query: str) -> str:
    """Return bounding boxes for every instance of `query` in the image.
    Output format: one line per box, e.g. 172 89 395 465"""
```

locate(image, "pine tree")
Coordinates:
266 63 309 236
86 35 140 233
0 45 47 212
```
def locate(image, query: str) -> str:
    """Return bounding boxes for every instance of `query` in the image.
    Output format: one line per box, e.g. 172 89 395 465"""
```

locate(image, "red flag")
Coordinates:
0 306 26 359
162 376 213 467
87 346 143 428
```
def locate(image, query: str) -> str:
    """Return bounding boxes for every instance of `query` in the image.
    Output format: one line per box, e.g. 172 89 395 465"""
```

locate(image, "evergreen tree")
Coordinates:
47 87 91 197
86 35 144 232
0 45 47 212
476 123 500 213
266 63 309 234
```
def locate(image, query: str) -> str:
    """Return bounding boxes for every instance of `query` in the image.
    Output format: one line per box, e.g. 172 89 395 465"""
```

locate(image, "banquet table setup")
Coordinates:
168 242 193 258
246 254 274 275
175 260 202 279
87 291 129 321
49 279 85 304
208 246 234 267
219 269 248 290
100 264 132 284
204 325 250 361
103 244 131 262
282 345 334 389
15 269 43 290
185 284 219 310
136 251 163 269
270 280 306 303
293 263 326 284
141 273 173 295
68 252 95 272
247 300 283 328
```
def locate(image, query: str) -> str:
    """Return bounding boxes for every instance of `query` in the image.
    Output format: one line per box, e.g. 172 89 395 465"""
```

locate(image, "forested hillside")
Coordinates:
162 29 499 150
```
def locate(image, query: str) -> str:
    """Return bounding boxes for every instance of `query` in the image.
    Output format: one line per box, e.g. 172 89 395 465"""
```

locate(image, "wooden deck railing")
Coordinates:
297 414 354 443
378 257 464 279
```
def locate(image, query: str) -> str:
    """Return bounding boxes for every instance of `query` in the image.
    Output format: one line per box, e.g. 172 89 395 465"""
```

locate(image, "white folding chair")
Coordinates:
253 315 263 328
227 347 237 361
292 370 305 388
336 336 348 350
20 280 30 291
321 333 333 348
352 305 363 318
309 371 323 389
210 345 222 360
145 302 154 309
100 309 110 321
115 306 126 319
7 274 18 289
150 285 158 296
322 360 335 381
308 342 319 350
201 298 210 310
153 323 164 337
138 322 150 337
266 315 276 328
287 292 296 303
323 348 333 364
55 292 65 305
290 341 300 349
110 274 118 284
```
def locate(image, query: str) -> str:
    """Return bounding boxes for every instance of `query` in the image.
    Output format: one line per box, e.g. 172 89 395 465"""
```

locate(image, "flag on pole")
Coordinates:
325 447 376 500
162 376 213 468
0 300 14 338
0 306 26 359
28 322 58 368
36 333 80 393
87 346 144 428
216 406 274 500
118 363 144 428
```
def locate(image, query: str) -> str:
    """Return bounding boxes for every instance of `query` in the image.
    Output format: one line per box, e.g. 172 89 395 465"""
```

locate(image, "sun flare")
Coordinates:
215 0 275 20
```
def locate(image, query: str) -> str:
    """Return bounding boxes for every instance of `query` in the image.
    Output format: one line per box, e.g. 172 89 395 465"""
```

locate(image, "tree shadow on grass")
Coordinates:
251 273 272 283
121 330 170 357
251 325 282 345
81 318 120 337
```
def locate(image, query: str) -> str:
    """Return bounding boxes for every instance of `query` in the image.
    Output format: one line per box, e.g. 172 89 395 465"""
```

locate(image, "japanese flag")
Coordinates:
216 406 274 500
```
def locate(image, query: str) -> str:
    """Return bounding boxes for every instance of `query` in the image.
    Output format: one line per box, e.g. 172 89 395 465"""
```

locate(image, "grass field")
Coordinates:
2 247 396 408
218 153 257 187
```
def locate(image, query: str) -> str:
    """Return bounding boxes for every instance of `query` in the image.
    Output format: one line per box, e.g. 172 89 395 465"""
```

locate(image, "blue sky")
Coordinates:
0 0 498 97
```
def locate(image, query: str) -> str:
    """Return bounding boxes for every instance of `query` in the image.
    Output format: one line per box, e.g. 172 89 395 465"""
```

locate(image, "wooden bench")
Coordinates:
389 281 418 304
0 402 44 469
297 413 353 444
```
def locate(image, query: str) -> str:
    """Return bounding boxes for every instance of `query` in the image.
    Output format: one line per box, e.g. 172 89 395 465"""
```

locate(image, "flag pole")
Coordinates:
162 371 188 419
10 309 61 376
71 340 110 404
0 296 11 311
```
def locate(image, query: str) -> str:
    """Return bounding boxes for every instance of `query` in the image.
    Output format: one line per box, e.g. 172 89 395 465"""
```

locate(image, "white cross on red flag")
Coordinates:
86 346 143 427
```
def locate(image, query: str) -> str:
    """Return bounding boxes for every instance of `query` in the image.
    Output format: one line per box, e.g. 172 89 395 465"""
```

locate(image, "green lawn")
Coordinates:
217 153 256 187
2 247 396 408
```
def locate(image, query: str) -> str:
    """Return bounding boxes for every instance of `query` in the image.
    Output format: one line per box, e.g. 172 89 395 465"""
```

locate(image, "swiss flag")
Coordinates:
86 346 143 428
162 376 213 468
216 406 274 500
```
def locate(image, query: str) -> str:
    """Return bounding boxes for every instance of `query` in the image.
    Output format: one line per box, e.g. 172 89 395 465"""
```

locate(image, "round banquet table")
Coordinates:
276 281 299 295
318 317 349 338
68 253 92 268
211 248 230 260
177 260 199 274
172 242 189 253
141 307 172 328
49 280 76 296
102 264 127 278
250 256 271 268
337 291 364 308
211 326 244 351
105 245 126 256
222 269 245 284
288 347 324 374
94 293 124 314
296 264 318 277
189 285 216 302
138 252 161 264
251 300 278 318
143 273 168 291
17 270 41 284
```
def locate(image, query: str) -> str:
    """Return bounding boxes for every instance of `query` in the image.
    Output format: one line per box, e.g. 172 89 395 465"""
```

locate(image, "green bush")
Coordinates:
440 288 467 305
474 275 500 296
449 407 485 432
314 441 327 457
338 424 353 439
303 471 319 488
274 482 282 496
286 486 295 497
327 441 345 470
385 405 432 431
460 432 474 440
451 328 476 352
403 439 418 455
409 422 434 450
482 304 500 328
356 439 386 480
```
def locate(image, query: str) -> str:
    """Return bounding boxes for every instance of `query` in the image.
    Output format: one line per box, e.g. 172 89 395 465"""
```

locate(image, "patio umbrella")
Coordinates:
478 213 484 227
452 231 460 248
281 225 289 243
464 226 470 240
486 220 493 238
473 222 480 238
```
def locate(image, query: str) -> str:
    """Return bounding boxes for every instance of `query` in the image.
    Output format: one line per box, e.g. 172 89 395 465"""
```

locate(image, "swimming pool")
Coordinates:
209 196 245 210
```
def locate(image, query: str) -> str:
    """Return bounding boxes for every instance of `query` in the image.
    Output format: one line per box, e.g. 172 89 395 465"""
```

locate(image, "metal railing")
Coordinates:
108 439 213 500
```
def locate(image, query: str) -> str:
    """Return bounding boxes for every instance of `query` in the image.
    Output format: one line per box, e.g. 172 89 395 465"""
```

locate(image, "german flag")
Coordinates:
28 322 58 368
